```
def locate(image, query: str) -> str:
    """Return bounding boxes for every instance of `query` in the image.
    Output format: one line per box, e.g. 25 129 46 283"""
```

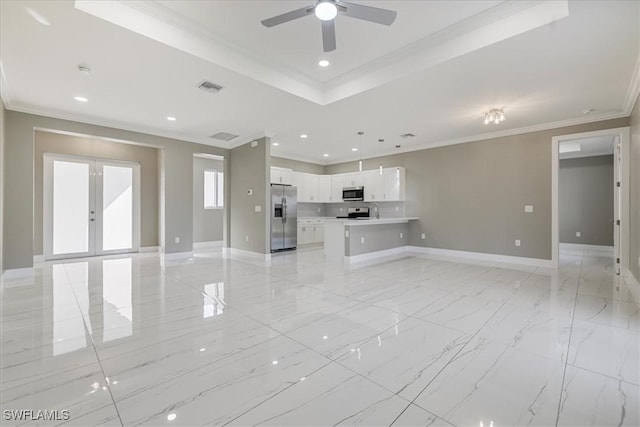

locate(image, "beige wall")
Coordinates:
193 156 224 242
630 98 640 282
327 118 629 261
3 111 228 270
33 131 159 255
271 156 325 174
229 138 270 254
559 155 614 246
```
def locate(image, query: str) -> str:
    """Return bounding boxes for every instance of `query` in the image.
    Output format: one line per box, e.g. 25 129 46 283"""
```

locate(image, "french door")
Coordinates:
44 154 139 260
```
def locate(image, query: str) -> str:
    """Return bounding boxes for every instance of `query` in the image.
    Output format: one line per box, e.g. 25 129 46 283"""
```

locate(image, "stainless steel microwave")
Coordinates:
342 186 364 201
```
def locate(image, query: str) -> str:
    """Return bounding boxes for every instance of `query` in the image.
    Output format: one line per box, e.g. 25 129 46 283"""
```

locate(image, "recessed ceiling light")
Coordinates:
300 134 308 139
26 8 51 26
167 116 177 121
318 60 330 67
74 96 88 103
323 153 329 157
351 148 358 152
272 142 279 146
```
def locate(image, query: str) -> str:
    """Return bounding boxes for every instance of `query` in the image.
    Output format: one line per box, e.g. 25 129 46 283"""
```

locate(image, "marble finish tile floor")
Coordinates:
1 247 638 426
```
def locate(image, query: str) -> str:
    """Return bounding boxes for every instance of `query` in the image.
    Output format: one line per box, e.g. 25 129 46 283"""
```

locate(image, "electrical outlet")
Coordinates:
421 233 426 239
255 205 261 212
245 235 249 242
576 231 581 237
317 207 321 213
174 237 180 244
515 239 521 247
361 236 365 244
400 232 403 239
525 205 533 213
345 230 349 238
395 206 399 212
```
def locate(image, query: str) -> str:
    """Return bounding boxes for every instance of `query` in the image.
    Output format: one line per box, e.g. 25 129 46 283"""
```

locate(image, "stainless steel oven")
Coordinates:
342 186 364 201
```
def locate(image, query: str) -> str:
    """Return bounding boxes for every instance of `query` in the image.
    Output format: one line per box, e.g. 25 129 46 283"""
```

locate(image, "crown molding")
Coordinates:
4 99 232 151
322 110 628 165
623 52 640 114
76 0 568 107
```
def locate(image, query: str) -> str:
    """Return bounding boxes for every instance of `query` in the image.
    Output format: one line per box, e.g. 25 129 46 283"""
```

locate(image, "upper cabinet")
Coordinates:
270 166 405 203
270 167 293 185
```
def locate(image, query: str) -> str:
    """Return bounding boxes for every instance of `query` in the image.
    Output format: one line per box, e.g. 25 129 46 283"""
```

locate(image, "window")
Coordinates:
204 170 224 209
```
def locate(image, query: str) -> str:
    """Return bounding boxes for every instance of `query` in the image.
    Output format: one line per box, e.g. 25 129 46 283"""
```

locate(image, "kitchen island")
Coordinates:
324 217 419 263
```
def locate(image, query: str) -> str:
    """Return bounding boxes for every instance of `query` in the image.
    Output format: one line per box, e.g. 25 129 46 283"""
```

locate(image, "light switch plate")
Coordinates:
255 205 261 212
515 239 521 247
421 233 426 239
576 231 581 237
345 230 349 237
174 237 180 244
525 205 533 213
400 232 403 239
361 236 365 244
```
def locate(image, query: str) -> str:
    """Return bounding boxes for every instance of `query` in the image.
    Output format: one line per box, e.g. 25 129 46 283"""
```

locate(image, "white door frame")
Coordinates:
44 153 140 260
551 127 630 270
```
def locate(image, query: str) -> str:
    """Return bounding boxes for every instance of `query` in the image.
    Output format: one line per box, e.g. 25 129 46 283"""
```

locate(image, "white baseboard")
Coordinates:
559 243 614 255
139 246 160 253
222 247 271 262
193 241 224 249
408 246 554 268
346 246 409 264
2 267 35 281
161 251 194 260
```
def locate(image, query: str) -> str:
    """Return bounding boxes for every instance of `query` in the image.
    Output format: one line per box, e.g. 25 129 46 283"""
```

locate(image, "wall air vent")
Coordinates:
400 133 415 138
197 80 224 94
210 132 238 141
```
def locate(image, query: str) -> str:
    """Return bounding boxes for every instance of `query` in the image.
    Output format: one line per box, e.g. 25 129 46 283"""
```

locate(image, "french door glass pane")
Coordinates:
102 165 133 251
53 160 89 255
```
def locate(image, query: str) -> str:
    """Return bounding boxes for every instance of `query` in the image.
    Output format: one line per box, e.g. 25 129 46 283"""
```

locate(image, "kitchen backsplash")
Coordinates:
298 202 405 218
297 203 327 217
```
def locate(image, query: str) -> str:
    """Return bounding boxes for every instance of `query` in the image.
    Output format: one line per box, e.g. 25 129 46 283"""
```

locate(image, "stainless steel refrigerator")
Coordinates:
270 184 297 252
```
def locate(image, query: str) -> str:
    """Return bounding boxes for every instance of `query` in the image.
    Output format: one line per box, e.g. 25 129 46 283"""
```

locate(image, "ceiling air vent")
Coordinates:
210 132 238 141
400 133 416 138
197 80 224 94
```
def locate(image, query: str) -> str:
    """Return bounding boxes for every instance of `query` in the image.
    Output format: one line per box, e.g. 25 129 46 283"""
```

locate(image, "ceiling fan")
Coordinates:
261 0 397 52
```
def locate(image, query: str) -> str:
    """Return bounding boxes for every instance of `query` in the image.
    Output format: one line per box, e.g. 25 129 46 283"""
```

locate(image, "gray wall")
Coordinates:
0 100 4 273
193 156 224 242
229 138 270 254
630 98 640 283
33 131 160 255
559 155 614 246
3 111 228 270
326 118 629 261
271 156 325 175
346 223 408 256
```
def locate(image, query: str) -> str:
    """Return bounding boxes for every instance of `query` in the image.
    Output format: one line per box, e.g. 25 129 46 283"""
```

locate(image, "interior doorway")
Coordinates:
552 127 630 273
43 154 140 260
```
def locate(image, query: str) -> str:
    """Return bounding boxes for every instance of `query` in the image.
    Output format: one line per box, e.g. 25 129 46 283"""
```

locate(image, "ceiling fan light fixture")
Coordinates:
315 1 338 21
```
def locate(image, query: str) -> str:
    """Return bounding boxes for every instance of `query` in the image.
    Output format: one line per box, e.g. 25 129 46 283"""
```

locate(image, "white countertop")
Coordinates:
324 217 419 226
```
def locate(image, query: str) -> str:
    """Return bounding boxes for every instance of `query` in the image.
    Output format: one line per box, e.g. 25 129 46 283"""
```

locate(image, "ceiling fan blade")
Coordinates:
321 20 336 52
261 6 314 28
338 1 397 26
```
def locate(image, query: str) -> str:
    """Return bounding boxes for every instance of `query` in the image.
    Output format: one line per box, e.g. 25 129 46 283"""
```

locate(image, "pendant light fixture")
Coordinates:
484 108 505 125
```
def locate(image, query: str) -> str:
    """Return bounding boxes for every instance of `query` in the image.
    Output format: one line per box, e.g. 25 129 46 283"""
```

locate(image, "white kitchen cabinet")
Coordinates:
382 167 406 201
270 167 293 185
330 174 346 203
297 219 325 245
343 172 363 188
318 175 332 202
363 170 384 201
304 173 319 202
